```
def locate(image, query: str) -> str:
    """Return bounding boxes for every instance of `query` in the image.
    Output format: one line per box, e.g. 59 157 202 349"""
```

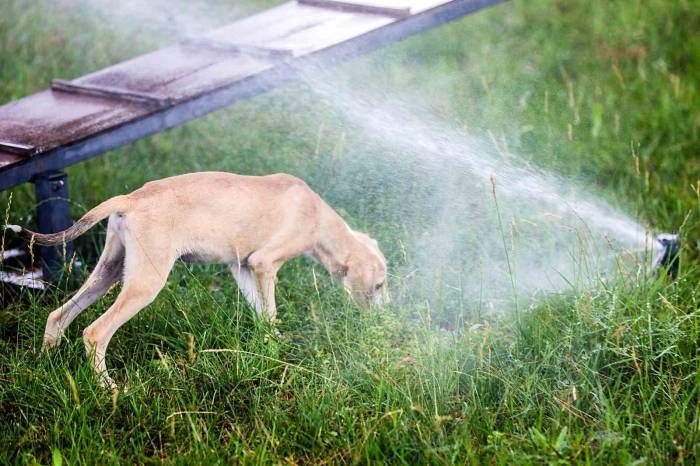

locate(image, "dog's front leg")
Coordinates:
254 269 278 321
247 255 282 321
231 259 280 320
230 264 265 316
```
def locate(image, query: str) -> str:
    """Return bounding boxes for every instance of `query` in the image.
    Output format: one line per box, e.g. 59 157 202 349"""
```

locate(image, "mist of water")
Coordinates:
292 72 654 313
54 1 657 316
71 0 257 45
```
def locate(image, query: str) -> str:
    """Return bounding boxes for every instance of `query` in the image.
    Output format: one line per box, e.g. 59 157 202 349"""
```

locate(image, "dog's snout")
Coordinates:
371 285 390 307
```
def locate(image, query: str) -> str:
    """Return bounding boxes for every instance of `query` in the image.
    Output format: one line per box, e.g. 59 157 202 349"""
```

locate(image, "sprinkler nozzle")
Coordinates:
654 233 680 279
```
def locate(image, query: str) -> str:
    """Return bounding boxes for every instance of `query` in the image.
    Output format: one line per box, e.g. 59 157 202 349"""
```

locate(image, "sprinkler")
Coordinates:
654 233 680 279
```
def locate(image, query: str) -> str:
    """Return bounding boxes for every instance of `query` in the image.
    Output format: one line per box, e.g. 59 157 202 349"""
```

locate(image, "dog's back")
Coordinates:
122 172 320 262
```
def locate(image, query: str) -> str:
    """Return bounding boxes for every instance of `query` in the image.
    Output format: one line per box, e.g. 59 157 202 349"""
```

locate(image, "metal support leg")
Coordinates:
33 171 73 280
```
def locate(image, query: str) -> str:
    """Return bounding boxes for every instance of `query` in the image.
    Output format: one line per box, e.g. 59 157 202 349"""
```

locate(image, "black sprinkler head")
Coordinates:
654 233 680 279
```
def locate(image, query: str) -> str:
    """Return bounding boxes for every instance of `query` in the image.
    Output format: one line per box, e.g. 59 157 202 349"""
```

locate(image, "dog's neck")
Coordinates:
311 207 358 279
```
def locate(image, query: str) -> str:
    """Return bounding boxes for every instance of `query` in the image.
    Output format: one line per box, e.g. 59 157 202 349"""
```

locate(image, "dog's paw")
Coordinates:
262 326 283 354
97 373 119 392
39 337 61 354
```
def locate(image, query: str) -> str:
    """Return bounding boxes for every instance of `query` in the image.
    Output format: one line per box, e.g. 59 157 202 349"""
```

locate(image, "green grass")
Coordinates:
1 0 700 464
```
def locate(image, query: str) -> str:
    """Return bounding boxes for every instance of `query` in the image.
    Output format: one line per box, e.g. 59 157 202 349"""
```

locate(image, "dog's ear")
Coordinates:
333 264 348 279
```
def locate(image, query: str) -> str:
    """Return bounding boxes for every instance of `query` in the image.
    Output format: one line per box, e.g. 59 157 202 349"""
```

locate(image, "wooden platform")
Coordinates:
0 0 504 190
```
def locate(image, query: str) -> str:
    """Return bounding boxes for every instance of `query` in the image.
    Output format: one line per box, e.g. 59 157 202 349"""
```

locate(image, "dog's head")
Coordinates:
341 231 388 308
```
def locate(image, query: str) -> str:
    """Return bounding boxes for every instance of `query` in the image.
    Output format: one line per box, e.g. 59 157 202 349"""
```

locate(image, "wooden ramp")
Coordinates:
0 0 504 190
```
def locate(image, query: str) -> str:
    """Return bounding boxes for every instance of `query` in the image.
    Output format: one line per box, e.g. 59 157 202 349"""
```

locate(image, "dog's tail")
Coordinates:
4 195 130 246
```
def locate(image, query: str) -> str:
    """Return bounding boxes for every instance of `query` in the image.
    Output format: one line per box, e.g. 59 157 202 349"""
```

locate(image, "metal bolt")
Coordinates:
52 179 64 191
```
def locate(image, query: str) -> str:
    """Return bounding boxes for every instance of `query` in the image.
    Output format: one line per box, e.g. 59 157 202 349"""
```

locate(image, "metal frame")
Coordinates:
33 171 74 280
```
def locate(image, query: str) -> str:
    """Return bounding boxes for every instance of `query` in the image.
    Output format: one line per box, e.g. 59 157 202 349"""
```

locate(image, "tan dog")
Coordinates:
9 172 387 389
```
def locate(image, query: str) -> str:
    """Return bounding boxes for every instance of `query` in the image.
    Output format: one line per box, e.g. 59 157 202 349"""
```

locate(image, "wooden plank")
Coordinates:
0 152 24 169
297 0 449 15
205 4 342 45
0 90 153 160
73 45 274 102
206 2 393 56
0 141 36 156
397 0 452 14
52 79 172 107
298 0 411 17
180 38 294 61
265 12 393 54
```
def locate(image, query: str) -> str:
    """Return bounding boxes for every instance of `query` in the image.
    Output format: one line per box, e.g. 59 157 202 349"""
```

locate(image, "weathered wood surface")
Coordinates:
297 0 411 18
0 0 505 187
0 90 150 168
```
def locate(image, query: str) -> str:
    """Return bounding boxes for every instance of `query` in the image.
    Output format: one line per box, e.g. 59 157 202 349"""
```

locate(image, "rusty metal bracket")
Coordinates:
0 140 36 157
180 38 295 61
51 79 173 108
297 0 411 18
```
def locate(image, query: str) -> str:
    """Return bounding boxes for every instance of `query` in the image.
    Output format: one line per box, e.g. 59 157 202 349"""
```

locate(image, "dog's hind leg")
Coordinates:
82 238 175 389
230 264 264 316
42 223 125 351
